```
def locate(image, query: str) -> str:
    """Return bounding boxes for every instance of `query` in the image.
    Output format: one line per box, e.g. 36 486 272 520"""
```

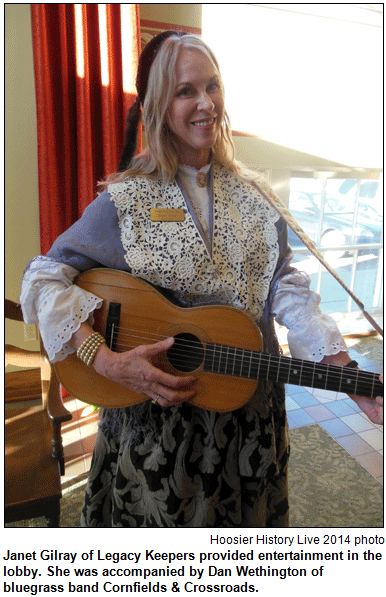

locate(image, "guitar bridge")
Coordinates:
105 302 121 351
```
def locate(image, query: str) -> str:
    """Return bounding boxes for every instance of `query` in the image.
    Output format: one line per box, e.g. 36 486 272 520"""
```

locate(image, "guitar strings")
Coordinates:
111 338 381 398
105 326 380 392
111 325 377 381
111 342 381 397
110 326 377 382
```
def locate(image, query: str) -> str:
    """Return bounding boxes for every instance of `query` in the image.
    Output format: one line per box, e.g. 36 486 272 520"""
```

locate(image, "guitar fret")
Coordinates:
266 354 272 380
276 355 282 382
313 362 326 390
353 370 359 396
241 349 252 378
287 360 292 384
217 345 222 373
342 370 355 394
241 348 245 378
201 343 381 400
247 350 253 378
224 346 229 375
226 346 234 376
371 373 375 399
299 359 304 386
338 366 344 393
324 364 329 389
256 352 261 379
231 347 236 376
234 348 243 378
286 358 303 386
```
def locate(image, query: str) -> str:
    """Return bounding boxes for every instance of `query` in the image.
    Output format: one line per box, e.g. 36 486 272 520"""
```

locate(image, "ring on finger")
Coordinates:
152 394 161 405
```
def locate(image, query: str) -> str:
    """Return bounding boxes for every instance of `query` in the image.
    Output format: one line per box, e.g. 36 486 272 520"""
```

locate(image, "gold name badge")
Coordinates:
150 208 185 222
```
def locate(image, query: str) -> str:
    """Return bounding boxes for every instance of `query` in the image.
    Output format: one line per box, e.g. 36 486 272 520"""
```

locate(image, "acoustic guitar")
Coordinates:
55 269 383 412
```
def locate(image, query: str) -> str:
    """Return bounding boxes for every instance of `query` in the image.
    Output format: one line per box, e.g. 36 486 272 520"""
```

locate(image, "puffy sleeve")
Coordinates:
20 191 128 362
269 218 347 362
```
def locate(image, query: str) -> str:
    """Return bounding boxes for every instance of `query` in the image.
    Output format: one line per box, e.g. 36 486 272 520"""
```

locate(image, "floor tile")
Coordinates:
63 436 85 460
336 434 374 457
286 414 299 429
341 413 376 433
289 409 315 427
285 395 300 411
342 398 361 413
79 419 99 440
64 455 88 478
289 391 319 408
309 388 339 403
355 451 384 479
84 453 93 471
325 400 357 417
319 418 353 438
285 385 314 398
64 397 80 411
355 356 382 373
82 433 97 456
304 404 337 422
357 428 384 451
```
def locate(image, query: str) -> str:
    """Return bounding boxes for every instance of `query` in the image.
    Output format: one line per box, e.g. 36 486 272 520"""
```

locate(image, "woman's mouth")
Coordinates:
191 118 216 128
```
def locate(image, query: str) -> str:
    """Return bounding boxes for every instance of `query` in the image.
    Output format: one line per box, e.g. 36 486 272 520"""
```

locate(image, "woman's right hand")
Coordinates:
92 336 198 408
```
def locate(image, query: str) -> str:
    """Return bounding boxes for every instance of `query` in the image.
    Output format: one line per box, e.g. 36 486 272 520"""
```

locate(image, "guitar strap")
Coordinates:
255 180 383 337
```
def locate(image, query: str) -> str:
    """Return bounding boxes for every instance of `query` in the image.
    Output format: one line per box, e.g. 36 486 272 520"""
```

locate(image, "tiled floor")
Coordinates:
62 348 384 485
285 348 383 484
61 399 99 481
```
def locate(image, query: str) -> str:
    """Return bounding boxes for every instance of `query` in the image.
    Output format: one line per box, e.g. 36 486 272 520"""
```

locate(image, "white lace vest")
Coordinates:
108 164 280 320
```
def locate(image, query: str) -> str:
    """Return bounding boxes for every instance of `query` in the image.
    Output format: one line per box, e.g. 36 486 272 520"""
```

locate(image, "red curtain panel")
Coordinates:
30 4 140 254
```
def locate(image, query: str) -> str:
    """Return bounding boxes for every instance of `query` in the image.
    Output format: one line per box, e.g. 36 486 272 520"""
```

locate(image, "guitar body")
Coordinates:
55 269 263 411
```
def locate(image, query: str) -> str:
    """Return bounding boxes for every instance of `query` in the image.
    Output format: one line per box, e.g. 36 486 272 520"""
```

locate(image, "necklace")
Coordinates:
196 171 208 188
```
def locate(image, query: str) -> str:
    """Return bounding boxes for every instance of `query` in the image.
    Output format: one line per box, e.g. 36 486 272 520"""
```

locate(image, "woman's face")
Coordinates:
166 48 224 169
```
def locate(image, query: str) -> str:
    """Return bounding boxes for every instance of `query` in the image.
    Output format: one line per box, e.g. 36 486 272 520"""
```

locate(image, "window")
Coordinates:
203 4 383 167
288 174 383 326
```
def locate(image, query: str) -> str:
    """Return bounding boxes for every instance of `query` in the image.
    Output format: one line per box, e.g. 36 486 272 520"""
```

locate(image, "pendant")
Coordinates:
196 172 208 188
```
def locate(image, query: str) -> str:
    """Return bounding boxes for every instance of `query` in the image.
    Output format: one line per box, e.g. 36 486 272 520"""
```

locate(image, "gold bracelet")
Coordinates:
77 332 106 367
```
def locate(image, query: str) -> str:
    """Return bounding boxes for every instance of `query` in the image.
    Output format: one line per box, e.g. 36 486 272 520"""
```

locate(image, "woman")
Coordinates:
21 32 383 527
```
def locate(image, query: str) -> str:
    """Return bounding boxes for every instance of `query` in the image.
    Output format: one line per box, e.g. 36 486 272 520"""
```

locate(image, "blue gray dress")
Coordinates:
21 165 346 527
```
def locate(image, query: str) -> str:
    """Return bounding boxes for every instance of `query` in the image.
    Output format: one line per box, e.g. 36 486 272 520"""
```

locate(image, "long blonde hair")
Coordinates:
104 34 249 186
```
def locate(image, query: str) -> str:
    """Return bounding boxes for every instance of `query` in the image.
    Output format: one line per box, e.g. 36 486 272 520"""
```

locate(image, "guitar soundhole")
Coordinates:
167 333 205 373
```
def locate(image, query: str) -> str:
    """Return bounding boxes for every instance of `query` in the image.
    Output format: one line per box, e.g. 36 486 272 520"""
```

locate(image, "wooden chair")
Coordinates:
5 299 72 527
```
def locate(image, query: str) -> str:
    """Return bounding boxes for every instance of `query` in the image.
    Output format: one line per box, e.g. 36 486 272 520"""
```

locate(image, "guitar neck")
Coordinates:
204 344 382 399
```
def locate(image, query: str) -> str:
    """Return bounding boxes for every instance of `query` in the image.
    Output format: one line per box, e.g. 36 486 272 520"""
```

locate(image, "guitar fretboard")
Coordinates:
204 343 382 399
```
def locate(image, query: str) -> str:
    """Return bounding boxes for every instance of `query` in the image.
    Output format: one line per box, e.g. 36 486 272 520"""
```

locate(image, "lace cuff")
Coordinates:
20 257 103 362
272 270 347 362
286 314 347 361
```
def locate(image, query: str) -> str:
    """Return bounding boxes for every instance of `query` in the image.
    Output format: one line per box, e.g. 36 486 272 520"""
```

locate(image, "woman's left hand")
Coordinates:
322 353 383 425
350 375 383 425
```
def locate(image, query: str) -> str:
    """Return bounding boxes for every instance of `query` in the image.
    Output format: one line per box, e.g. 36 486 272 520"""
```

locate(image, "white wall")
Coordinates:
5 4 40 350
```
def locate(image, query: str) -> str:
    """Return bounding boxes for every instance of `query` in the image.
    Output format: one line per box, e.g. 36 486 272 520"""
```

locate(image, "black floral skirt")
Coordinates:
81 383 290 527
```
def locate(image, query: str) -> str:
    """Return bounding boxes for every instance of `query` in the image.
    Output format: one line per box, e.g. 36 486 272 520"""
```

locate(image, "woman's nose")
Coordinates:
197 91 215 111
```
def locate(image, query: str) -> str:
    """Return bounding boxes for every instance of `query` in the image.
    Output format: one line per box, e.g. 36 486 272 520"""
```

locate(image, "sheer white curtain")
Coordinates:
202 4 382 168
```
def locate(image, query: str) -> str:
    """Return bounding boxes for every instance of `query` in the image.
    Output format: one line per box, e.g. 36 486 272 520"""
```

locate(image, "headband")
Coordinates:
118 30 187 172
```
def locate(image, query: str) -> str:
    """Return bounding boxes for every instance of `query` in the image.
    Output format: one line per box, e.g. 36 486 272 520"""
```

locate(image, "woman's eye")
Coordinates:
178 87 193 97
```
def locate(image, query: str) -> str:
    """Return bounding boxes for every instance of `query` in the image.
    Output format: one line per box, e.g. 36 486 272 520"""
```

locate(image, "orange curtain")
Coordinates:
30 4 140 254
